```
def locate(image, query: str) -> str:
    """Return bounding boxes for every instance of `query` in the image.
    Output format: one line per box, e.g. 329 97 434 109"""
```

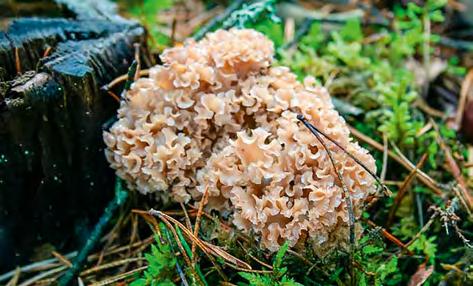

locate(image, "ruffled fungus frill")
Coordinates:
104 28 377 254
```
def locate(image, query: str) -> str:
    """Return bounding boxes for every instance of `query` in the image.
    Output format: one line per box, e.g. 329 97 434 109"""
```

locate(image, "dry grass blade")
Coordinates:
380 133 389 182
15 47 21 74
6 268 20 286
192 186 210 265
349 125 443 195
455 69 473 129
135 209 228 280
236 241 272 270
405 212 438 249
18 266 66 286
149 209 253 270
430 119 473 212
106 90 120 102
102 70 150 91
387 153 428 227
180 202 193 230
80 257 145 277
366 220 413 255
133 210 202 285
51 251 72 268
159 216 203 286
89 265 147 286
201 241 253 270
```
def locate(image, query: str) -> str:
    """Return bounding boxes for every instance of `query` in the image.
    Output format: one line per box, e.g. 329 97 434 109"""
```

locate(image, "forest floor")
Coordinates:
3 1 473 285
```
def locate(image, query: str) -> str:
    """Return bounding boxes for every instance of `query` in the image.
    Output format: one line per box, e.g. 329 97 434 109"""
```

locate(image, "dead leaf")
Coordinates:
408 263 434 286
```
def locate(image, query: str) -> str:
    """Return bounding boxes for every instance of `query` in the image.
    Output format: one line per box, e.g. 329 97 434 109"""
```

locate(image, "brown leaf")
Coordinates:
408 263 434 286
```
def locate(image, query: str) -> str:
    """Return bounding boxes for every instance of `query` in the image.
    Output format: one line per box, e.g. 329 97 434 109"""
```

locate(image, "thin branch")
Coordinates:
456 69 473 128
102 70 150 91
15 47 21 74
430 119 473 211
88 266 147 286
297 116 390 196
380 133 388 182
192 186 210 265
365 220 413 255
148 209 252 270
404 213 438 249
387 154 428 227
180 202 193 230
296 114 356 284
349 125 442 195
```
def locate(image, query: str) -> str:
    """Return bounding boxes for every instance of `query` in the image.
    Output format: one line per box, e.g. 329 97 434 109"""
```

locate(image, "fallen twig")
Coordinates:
297 114 356 284
349 125 443 195
430 119 473 212
366 220 413 256
387 154 428 227
404 212 438 249
298 116 390 196
192 186 210 265
455 69 473 129
88 266 147 286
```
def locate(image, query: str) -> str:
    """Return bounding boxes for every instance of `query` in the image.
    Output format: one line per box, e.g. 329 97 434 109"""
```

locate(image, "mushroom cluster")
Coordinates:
104 28 377 254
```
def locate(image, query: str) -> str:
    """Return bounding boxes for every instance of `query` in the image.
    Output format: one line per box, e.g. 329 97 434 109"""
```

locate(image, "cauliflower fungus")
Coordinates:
104 28 377 254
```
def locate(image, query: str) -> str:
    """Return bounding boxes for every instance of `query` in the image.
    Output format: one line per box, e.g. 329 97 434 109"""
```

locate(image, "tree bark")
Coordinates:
0 0 146 270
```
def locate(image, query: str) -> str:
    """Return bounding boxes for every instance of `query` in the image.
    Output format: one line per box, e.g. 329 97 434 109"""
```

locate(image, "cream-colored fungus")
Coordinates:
104 28 377 254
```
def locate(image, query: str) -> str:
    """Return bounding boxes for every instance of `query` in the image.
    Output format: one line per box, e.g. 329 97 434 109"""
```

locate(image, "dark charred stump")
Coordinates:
0 0 146 270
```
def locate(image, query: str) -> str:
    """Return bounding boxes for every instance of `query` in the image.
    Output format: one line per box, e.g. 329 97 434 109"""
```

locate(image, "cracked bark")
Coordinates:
0 0 146 270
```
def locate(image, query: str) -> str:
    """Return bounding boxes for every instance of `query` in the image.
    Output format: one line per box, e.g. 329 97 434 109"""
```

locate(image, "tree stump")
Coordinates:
0 0 146 270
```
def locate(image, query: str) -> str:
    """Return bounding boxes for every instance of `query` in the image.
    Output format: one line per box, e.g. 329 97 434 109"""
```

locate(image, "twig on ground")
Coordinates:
298 117 390 196
51 251 72 268
136 210 228 281
387 154 428 227
431 202 472 248
88 266 147 286
297 115 356 284
414 98 445 118
5 268 20 286
15 47 21 74
149 209 252 270
192 186 210 265
80 258 145 277
19 266 67 286
430 119 473 212
380 133 388 182
404 212 438 249
180 202 193 230
366 220 413 256
102 70 150 91
455 69 473 129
